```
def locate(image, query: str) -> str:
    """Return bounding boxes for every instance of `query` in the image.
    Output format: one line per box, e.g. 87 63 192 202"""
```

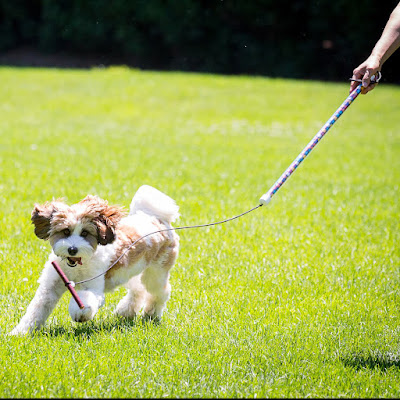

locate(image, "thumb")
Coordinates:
362 69 371 87
362 68 378 88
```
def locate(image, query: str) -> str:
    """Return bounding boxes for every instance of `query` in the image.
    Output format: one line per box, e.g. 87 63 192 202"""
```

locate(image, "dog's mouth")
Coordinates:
67 257 82 267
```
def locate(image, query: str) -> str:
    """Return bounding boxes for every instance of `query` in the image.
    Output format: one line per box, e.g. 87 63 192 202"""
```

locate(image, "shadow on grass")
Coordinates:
341 351 400 372
42 316 160 339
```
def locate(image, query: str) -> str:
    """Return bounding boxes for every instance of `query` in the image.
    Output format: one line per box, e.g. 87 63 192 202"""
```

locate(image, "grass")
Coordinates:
1 66 400 398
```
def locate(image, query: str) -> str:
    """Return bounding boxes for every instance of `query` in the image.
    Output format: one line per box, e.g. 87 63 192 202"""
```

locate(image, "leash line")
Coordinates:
71 77 382 289
74 203 263 285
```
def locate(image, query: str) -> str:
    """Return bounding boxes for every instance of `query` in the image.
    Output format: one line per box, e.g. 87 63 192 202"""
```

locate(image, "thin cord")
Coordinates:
74 203 263 285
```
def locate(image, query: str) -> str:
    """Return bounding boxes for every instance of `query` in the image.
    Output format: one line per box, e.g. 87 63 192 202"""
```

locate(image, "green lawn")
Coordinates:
1 66 400 398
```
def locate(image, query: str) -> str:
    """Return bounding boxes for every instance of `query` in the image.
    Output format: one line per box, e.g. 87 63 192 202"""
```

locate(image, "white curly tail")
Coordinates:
129 185 179 223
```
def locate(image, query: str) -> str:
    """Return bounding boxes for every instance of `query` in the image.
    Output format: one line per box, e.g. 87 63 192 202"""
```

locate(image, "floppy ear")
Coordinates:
96 204 126 245
31 201 59 240
80 195 126 245
96 215 117 245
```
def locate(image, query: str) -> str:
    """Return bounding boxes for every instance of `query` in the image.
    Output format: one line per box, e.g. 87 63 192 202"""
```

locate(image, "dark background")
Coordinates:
1 0 399 84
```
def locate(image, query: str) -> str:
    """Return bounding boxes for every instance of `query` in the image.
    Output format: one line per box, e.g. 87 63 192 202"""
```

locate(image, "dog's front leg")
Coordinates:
10 276 66 335
69 282 105 323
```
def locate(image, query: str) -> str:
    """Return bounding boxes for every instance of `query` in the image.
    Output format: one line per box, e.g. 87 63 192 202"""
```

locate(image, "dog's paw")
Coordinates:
8 325 30 336
70 306 96 323
69 291 103 323
142 305 163 323
115 305 137 319
141 299 167 322
115 296 141 319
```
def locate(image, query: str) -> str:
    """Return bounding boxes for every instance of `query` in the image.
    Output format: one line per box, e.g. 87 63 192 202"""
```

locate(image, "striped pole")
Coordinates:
259 84 362 205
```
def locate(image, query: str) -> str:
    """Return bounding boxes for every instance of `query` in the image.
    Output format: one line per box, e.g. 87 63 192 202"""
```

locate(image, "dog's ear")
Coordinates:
96 215 117 245
80 195 126 245
95 204 126 245
31 201 62 240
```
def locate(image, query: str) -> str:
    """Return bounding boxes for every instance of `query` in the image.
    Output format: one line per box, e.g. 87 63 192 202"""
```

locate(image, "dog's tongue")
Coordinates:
69 257 82 265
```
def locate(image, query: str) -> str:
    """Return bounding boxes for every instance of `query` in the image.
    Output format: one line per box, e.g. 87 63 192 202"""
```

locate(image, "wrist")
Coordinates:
367 53 383 70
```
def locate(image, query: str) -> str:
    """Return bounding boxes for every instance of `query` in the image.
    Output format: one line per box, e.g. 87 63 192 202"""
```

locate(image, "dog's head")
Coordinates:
31 196 126 267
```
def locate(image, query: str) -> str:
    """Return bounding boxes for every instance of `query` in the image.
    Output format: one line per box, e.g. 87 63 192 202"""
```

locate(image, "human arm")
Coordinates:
350 2 400 93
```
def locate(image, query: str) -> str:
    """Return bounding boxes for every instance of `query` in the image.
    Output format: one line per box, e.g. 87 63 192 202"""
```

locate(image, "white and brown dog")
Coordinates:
10 185 179 335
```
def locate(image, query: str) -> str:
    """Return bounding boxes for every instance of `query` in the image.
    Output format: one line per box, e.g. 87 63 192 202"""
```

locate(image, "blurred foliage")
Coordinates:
0 0 399 82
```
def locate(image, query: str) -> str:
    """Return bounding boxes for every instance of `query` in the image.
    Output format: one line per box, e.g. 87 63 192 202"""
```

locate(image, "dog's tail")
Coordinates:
129 185 179 223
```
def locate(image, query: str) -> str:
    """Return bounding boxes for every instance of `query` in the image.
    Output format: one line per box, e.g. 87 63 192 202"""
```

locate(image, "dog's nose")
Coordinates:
68 246 78 256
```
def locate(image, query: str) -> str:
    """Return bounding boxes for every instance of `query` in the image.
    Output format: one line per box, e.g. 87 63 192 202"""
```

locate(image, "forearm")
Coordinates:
370 3 400 67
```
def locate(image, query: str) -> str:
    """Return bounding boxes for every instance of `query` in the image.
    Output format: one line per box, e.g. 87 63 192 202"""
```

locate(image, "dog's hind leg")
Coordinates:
115 275 146 318
140 238 179 321
140 264 172 321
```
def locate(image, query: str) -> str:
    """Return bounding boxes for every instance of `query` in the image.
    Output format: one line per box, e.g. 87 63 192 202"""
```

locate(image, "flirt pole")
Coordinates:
259 73 381 206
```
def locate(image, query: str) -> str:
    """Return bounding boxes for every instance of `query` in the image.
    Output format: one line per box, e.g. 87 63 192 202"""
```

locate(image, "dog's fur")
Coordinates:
10 185 179 335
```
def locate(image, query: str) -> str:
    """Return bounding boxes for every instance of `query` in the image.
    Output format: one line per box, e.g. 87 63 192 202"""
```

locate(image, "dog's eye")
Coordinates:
81 230 89 238
63 229 70 237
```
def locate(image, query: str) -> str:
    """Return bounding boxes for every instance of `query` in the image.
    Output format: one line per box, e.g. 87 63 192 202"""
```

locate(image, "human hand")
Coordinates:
350 55 381 94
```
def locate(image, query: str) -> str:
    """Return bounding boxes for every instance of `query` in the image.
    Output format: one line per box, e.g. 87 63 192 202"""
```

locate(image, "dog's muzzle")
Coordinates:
67 257 82 267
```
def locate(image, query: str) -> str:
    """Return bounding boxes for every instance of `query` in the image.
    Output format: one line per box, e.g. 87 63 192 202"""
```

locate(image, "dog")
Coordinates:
10 185 179 335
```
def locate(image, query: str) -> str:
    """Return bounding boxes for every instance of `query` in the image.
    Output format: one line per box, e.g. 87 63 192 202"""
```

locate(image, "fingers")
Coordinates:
349 80 359 93
362 68 371 88
350 55 381 94
362 67 380 93
350 64 365 93
361 67 379 88
350 62 380 94
361 83 377 94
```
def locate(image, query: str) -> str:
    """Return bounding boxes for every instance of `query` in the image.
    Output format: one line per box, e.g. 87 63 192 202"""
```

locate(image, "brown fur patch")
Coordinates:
105 222 179 280
32 196 126 245
105 225 146 279
31 199 68 240
77 195 126 245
